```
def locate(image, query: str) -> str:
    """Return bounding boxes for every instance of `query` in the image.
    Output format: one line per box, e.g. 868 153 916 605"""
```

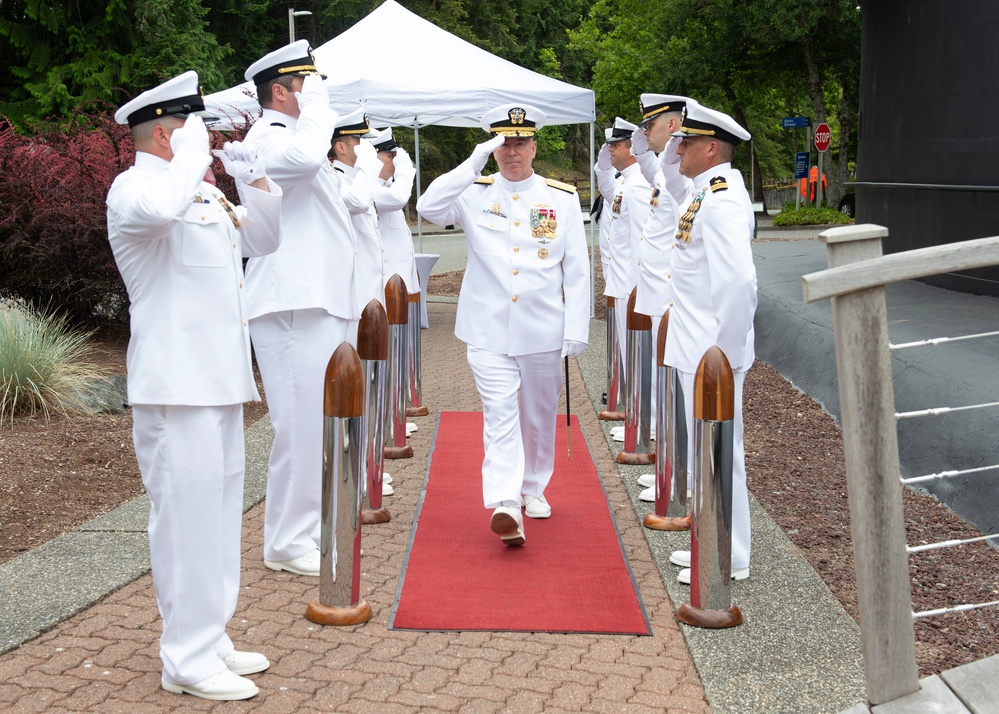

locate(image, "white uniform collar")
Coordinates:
260 107 298 130
332 159 356 178
618 163 642 179
134 152 170 171
494 170 539 194
693 162 731 190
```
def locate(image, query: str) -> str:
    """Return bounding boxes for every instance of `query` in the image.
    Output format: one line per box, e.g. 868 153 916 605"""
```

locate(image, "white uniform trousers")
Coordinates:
132 403 243 685
250 308 350 562
678 368 750 570
467 346 563 508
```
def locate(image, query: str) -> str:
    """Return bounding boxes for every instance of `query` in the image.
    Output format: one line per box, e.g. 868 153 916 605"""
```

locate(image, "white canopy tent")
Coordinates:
205 0 598 310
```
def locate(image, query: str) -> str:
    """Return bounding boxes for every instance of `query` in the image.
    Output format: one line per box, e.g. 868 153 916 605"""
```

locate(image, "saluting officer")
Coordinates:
107 71 282 700
417 103 590 545
631 94 693 499
603 117 652 384
242 41 357 578
330 107 387 325
371 128 419 298
663 99 757 584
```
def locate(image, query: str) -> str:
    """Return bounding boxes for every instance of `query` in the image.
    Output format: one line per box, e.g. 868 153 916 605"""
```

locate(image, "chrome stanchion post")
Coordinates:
677 346 743 629
406 271 429 418
644 309 690 531
383 274 413 464
617 288 655 465
599 296 625 421
358 298 390 525
306 342 373 626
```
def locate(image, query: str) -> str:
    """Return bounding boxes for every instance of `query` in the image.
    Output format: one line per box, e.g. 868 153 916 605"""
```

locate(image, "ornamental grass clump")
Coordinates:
0 301 105 425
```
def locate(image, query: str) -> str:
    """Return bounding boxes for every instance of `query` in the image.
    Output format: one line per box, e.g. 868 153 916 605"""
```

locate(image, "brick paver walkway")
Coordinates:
0 301 708 712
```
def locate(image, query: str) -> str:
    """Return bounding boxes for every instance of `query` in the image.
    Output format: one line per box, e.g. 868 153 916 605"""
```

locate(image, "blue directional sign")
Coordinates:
794 151 810 179
782 116 811 129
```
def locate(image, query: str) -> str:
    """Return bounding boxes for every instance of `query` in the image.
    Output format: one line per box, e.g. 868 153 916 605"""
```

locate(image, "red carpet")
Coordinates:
390 411 650 634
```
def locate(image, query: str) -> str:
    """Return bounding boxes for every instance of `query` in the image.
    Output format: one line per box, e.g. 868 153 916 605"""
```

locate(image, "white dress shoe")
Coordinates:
637 473 655 488
521 494 551 519
382 482 395 496
611 426 655 442
383 472 393 484
677 566 750 585
490 506 525 546
406 422 418 434
265 548 320 576
669 550 691 568
223 650 270 675
610 425 625 436
162 669 258 701
639 485 655 502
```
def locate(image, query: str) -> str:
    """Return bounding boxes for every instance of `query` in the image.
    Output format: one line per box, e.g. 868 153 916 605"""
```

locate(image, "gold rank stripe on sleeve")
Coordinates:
709 176 729 192
674 188 707 243
474 176 495 185
545 178 576 193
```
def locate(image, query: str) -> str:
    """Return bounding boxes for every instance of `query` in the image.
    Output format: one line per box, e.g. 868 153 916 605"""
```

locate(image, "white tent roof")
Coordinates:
204 0 594 129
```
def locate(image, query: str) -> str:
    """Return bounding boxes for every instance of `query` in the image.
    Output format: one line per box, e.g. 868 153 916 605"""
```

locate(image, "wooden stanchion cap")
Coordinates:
357 299 388 360
694 346 734 421
657 309 670 367
626 287 652 331
384 274 409 324
324 342 364 418
606 296 616 308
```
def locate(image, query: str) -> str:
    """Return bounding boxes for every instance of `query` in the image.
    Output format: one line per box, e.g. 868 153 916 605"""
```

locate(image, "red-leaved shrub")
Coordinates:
0 108 254 327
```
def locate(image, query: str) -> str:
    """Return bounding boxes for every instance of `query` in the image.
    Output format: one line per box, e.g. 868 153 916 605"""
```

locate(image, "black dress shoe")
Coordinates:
601 392 608 404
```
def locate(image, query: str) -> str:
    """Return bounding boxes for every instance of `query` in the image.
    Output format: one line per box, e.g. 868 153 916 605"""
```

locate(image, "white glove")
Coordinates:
470 134 506 174
661 135 682 166
212 141 266 184
561 340 587 358
353 138 382 176
392 146 413 171
295 73 330 112
169 114 209 157
596 142 612 171
630 125 650 156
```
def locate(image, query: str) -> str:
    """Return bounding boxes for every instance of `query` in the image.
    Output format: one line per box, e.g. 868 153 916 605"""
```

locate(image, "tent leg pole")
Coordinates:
414 122 423 254
589 121 596 319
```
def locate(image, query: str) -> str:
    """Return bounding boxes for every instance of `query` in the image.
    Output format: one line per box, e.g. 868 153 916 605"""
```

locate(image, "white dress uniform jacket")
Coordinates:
664 163 757 373
242 107 359 320
374 168 419 294
594 164 615 281
107 151 283 405
604 163 652 301
334 159 386 307
417 159 590 356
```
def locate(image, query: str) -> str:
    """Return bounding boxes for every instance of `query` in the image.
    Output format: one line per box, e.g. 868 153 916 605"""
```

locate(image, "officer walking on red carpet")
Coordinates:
662 99 757 585
417 103 590 545
107 71 282 701
241 41 358 578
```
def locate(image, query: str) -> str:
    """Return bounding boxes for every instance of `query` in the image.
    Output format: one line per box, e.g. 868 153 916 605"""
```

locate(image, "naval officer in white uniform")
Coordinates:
242 41 358 578
417 103 590 544
662 100 757 584
371 128 420 296
107 71 282 700
330 108 387 325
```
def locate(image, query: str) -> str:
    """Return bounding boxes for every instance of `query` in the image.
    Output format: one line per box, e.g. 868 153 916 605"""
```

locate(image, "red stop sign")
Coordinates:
814 122 832 152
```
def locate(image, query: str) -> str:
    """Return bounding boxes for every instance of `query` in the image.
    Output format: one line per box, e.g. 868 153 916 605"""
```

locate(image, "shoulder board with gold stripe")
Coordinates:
545 178 577 194
474 176 495 185
709 176 728 192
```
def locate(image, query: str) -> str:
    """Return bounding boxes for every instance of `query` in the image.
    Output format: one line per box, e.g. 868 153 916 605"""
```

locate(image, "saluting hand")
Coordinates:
661 135 682 166
169 115 210 158
470 134 506 174
295 73 330 113
630 125 650 156
392 146 413 171
595 142 612 172
213 141 267 185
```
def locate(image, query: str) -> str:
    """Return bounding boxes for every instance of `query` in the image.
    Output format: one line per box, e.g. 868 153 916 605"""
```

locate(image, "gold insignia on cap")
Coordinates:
156 108 163 115
509 107 526 125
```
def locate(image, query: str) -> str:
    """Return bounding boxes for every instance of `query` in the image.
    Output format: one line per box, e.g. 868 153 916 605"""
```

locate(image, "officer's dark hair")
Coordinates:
257 76 297 108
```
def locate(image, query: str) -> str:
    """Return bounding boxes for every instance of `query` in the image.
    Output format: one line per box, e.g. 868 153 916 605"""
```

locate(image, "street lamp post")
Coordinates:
289 8 313 43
